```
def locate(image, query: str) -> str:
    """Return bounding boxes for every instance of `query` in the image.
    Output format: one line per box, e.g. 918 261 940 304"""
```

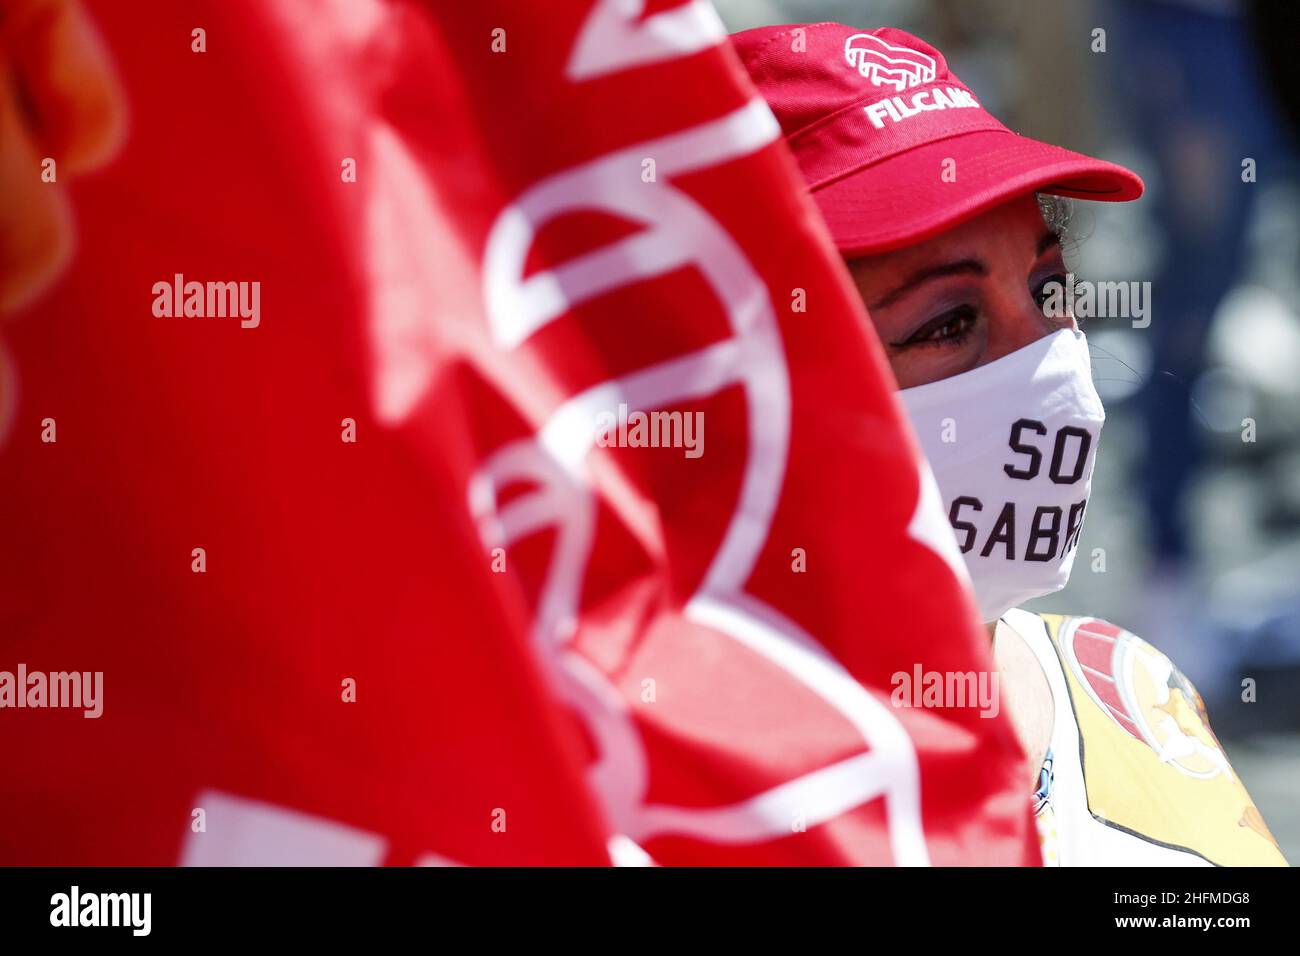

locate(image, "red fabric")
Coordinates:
731 22 1143 256
0 0 1038 865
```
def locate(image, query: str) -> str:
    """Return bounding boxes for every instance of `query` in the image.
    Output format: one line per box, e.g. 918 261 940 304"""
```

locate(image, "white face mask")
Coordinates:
899 329 1105 622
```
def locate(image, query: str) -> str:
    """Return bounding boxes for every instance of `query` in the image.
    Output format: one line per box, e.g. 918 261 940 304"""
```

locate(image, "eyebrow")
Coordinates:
866 230 1062 312
867 258 986 311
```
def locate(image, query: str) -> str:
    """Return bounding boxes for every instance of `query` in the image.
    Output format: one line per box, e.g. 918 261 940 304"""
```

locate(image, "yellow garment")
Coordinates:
1004 609 1285 867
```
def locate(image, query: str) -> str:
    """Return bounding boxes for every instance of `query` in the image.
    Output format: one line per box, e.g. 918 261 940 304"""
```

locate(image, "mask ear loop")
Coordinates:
1084 338 1216 432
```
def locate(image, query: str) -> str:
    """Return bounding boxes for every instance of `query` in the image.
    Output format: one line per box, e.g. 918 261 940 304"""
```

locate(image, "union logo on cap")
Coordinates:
730 21 1144 255
843 33 937 92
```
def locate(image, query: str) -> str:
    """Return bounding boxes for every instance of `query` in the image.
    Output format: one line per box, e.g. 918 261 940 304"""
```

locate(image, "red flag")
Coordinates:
367 0 1038 864
0 0 1037 865
0 0 611 867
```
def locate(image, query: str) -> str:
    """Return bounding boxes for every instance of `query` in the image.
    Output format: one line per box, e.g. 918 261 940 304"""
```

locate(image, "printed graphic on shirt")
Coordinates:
1040 614 1286 866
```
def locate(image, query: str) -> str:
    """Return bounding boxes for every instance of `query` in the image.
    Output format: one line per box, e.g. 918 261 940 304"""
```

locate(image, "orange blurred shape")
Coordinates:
1 0 126 312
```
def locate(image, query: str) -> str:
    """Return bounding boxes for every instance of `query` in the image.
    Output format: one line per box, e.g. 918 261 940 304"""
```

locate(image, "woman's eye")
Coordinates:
902 307 977 347
1033 272 1072 309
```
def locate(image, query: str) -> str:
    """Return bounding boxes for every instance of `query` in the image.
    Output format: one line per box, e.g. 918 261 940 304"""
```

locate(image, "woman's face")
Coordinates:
844 193 1076 389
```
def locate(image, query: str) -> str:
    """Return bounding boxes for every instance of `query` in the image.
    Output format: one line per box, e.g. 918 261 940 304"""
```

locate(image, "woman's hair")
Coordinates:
1037 193 1085 262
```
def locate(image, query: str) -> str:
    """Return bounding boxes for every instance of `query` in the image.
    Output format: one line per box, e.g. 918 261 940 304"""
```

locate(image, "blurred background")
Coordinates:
718 0 1300 859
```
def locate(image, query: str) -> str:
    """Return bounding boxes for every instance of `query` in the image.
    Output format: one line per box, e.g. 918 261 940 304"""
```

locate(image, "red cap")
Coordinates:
731 22 1143 257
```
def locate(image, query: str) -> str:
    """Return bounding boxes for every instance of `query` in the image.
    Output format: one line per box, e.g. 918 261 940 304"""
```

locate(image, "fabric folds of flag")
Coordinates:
0 0 1038 865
